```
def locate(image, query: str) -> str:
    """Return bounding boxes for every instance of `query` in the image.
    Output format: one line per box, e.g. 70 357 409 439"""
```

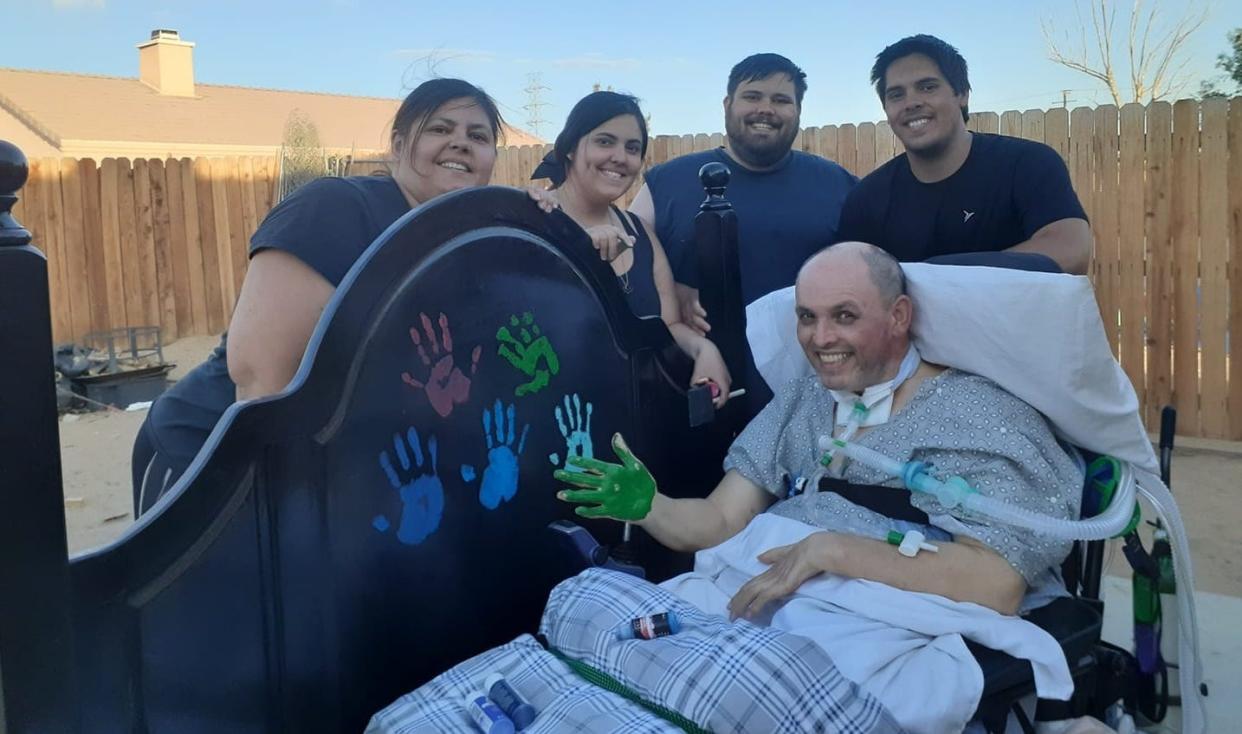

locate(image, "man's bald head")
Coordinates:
799 241 908 306
794 242 914 392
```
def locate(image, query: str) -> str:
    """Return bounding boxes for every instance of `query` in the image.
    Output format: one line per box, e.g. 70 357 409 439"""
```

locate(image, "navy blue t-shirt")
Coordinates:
835 133 1087 261
142 175 410 472
644 148 856 305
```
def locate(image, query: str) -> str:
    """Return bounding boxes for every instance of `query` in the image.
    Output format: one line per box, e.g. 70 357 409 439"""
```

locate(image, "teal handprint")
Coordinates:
548 393 594 471
496 312 560 397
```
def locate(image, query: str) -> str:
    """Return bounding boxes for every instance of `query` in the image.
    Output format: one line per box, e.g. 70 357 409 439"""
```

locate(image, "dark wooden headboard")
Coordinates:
58 186 735 732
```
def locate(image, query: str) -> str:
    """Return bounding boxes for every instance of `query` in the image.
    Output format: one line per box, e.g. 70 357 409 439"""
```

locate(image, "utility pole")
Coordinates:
523 73 550 140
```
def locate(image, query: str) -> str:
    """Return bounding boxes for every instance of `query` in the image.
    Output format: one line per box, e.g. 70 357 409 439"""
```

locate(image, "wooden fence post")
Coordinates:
1198 98 1229 439
1117 104 1147 409
1229 99 1242 440
1170 100 1201 434
1146 102 1175 429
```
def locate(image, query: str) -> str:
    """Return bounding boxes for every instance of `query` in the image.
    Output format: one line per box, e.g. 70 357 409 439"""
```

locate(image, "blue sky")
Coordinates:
4 0 1240 140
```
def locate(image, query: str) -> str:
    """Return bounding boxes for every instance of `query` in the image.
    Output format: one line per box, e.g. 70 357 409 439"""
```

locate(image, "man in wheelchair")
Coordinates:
559 242 1079 614
554 241 1084 731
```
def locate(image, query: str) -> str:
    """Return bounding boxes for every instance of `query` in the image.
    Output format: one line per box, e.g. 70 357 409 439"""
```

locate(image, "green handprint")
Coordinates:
554 433 655 521
496 311 560 397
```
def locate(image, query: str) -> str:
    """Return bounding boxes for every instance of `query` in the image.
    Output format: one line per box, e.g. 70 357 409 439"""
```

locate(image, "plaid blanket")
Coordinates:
541 568 902 733
368 568 903 733
365 634 680 733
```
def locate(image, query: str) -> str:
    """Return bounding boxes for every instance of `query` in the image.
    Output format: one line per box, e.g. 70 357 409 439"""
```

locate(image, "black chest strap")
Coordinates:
816 476 930 525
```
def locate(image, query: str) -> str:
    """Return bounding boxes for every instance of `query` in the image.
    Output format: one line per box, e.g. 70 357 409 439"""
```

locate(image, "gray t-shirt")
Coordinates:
724 369 1083 609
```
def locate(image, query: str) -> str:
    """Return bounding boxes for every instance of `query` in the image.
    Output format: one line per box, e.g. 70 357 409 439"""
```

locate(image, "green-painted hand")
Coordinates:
554 433 655 521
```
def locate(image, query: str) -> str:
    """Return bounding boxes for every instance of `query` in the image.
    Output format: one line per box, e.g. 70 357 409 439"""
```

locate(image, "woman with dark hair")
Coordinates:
132 78 506 516
532 91 731 401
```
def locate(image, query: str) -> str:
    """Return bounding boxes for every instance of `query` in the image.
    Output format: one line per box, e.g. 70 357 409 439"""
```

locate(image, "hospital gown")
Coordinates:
725 368 1083 609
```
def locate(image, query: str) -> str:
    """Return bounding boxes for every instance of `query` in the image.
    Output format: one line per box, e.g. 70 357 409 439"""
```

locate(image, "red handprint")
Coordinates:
401 312 481 418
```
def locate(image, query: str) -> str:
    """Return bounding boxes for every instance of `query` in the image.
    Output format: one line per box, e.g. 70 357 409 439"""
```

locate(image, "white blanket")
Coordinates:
662 514 1073 734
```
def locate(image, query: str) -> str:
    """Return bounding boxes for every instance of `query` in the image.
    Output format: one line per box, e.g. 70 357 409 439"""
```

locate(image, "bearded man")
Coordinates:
629 53 857 335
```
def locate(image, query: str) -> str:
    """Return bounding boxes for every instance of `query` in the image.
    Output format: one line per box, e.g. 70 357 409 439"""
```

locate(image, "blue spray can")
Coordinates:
485 673 537 730
463 692 514 734
616 611 681 640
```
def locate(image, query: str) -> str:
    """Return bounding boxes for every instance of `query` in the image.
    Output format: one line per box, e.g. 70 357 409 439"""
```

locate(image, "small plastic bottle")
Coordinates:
463 691 514 734
616 611 681 640
485 673 537 730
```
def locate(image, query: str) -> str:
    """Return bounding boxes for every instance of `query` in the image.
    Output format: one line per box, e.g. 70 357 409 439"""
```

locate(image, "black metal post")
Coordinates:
0 140 79 732
693 162 748 387
1159 406 1176 487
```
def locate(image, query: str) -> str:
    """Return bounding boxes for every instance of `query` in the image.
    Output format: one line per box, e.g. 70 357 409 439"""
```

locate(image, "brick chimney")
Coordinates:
137 29 195 97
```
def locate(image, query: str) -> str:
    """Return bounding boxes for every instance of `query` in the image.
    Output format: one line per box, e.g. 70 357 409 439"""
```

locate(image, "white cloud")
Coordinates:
392 48 497 64
52 0 105 8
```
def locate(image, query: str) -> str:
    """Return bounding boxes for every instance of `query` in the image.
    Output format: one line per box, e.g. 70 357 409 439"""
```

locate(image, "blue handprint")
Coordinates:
477 399 529 510
374 427 445 545
548 393 594 471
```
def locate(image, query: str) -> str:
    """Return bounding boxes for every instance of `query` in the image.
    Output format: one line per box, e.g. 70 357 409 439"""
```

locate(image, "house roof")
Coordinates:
0 67 543 153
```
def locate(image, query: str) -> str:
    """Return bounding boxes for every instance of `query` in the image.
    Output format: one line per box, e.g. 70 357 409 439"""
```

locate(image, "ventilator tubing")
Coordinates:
1132 468 1208 734
830 438 1137 541
832 437 1207 734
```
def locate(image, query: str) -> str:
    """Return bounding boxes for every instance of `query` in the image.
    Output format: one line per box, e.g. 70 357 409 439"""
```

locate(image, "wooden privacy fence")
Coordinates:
10 97 1241 439
493 100 1241 441
13 156 278 344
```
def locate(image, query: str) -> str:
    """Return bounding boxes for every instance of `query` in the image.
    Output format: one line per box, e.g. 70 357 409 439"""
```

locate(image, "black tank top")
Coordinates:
612 206 662 319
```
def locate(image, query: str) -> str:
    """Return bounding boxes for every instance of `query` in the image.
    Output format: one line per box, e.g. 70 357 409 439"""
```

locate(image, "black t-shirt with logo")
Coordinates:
835 133 1087 262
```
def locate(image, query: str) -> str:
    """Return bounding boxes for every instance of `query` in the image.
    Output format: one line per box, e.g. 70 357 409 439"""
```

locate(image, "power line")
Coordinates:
985 88 1095 107
523 73 550 139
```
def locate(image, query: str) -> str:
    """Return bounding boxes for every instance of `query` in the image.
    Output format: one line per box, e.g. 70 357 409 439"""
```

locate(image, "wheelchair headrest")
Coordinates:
924 251 1062 273
745 263 1159 476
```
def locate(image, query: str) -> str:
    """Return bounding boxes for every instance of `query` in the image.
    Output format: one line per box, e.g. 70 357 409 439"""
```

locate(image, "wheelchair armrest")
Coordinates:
547 521 645 579
971 596 1103 698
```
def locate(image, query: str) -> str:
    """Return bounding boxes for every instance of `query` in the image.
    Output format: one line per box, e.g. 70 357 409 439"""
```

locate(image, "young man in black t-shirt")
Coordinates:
836 35 1092 274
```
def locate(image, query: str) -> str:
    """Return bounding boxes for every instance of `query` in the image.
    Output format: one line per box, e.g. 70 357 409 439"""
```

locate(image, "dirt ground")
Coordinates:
59 335 218 553
58 336 1242 599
